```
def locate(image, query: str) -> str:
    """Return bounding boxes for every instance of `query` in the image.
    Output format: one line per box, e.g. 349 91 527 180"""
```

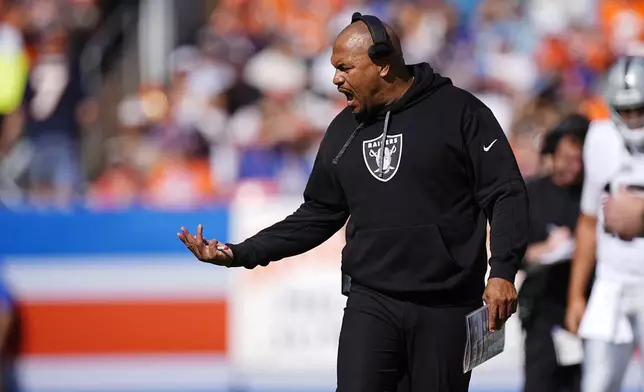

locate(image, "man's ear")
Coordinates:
379 63 391 78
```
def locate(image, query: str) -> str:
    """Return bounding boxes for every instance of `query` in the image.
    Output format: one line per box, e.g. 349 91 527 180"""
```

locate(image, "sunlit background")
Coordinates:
0 0 642 391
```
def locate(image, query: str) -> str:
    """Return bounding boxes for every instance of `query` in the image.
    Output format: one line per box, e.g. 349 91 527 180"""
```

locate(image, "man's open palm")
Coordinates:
177 224 234 266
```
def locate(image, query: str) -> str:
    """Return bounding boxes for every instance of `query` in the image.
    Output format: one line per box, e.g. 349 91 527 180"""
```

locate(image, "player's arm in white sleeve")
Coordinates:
566 121 611 333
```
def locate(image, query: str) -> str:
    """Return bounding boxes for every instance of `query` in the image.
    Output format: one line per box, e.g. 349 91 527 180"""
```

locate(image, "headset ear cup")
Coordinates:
348 12 393 59
368 46 378 59
369 43 393 59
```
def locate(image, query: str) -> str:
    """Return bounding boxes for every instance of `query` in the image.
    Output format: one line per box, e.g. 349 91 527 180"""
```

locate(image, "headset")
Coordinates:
350 12 393 60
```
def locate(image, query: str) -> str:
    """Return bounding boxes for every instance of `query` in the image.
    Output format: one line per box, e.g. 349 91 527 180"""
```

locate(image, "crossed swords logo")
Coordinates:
369 145 397 174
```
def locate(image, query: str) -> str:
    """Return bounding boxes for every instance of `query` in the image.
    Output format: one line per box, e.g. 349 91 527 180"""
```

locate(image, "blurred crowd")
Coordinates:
0 0 642 210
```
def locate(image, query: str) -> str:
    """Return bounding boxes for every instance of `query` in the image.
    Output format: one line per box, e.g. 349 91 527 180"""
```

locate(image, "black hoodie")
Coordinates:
228 63 529 305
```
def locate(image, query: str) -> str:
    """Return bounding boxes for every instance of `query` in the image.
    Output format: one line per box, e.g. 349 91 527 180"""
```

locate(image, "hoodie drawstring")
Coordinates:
377 111 391 177
332 110 392 170
333 123 364 165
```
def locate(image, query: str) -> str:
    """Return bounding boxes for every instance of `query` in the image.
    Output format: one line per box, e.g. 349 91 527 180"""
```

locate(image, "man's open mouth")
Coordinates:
339 89 355 105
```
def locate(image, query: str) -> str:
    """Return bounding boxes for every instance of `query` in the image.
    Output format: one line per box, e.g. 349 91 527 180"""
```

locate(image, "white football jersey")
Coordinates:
581 119 644 283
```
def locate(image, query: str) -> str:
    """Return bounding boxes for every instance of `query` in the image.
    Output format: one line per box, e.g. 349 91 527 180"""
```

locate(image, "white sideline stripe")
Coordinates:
2 256 230 301
15 353 641 391
17 354 231 390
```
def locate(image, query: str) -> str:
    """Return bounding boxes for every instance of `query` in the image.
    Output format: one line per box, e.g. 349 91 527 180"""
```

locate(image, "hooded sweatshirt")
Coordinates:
228 63 529 305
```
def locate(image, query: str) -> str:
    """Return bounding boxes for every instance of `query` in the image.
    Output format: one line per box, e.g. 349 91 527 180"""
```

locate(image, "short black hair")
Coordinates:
540 114 590 156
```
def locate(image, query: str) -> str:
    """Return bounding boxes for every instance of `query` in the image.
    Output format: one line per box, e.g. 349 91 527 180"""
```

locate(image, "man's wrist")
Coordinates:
222 247 235 268
227 242 254 268
488 260 518 284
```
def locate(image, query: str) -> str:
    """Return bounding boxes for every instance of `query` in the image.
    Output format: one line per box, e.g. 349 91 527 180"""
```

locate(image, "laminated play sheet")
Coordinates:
463 304 506 373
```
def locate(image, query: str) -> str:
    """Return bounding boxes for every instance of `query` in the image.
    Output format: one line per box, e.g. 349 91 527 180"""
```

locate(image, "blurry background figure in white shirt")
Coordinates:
566 55 644 392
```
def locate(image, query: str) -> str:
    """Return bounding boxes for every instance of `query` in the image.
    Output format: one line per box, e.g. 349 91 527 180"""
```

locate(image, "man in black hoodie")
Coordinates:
178 15 529 392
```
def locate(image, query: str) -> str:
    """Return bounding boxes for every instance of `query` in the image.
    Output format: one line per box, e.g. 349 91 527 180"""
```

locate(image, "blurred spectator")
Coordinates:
270 0 338 59
67 0 100 30
0 1 28 207
0 1 27 117
223 34 329 195
227 84 319 195
198 5 256 67
528 0 596 36
25 0 58 32
473 0 539 94
1 27 95 208
518 114 590 392
86 133 144 210
142 149 216 210
87 160 143 210
0 0 641 208
328 0 377 38
391 0 459 66
599 0 644 55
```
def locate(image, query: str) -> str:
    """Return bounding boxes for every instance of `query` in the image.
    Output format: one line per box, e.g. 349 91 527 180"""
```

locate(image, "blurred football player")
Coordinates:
566 56 644 392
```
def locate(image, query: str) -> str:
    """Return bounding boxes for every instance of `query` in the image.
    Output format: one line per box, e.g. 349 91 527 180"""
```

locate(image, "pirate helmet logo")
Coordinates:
362 133 403 182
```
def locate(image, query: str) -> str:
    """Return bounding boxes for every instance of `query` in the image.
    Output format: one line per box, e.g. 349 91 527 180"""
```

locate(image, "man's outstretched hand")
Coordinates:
177 224 234 267
483 277 518 332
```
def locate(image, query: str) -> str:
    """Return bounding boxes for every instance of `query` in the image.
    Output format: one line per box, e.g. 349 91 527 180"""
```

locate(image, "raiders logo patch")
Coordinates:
362 133 403 182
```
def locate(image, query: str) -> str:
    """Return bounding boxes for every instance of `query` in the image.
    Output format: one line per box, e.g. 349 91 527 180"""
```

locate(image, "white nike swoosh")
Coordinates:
483 139 498 152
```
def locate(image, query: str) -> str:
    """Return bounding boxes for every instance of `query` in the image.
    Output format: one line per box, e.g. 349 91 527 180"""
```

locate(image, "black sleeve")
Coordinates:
227 136 350 269
463 107 530 284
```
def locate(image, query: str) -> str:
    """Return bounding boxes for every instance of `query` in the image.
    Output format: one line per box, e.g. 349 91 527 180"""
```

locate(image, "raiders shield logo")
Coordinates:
362 133 403 182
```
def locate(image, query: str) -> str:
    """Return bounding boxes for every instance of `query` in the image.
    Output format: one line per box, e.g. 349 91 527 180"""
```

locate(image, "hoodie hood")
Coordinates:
334 63 452 170
356 62 453 123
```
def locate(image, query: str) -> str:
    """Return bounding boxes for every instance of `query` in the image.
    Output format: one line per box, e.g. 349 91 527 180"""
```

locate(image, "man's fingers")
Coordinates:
488 298 516 331
483 279 518 332
177 231 195 249
501 302 511 321
178 232 197 252
488 304 498 331
177 225 231 265
510 299 518 315
196 224 204 243
179 226 203 259
181 227 196 243
498 301 511 328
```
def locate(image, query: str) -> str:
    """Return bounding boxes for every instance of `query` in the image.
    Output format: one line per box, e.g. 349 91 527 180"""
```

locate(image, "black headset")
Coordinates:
350 12 393 60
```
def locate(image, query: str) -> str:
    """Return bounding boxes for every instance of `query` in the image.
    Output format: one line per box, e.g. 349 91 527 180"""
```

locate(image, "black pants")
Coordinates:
337 284 477 392
523 319 581 392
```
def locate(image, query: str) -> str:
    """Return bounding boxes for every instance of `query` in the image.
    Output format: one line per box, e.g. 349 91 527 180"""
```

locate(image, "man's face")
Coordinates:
331 37 382 113
552 136 583 186
616 105 644 130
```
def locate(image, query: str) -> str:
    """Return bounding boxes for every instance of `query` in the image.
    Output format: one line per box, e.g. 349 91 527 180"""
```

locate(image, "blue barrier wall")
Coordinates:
0 208 230 256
